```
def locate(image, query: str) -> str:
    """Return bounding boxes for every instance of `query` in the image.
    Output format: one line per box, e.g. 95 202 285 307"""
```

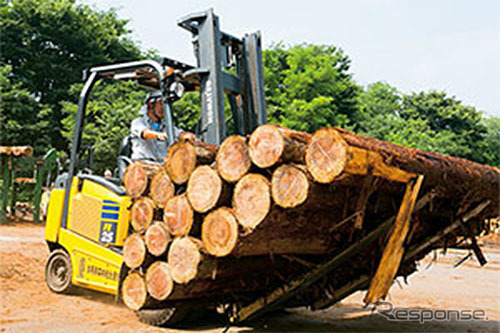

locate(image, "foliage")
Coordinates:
0 0 142 149
263 44 360 132
0 65 51 152
61 80 146 174
357 83 498 166
400 91 487 162
481 117 500 166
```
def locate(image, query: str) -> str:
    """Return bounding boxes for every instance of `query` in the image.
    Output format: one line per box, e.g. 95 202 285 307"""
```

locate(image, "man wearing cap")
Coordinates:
130 91 194 162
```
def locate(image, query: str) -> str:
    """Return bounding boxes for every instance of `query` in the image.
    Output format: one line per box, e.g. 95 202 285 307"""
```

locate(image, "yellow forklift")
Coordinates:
43 9 266 325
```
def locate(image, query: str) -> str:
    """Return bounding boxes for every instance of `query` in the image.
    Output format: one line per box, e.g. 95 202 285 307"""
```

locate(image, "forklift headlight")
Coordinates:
170 81 185 99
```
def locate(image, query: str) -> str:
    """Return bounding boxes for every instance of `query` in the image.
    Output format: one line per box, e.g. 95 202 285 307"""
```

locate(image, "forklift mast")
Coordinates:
59 9 266 230
178 9 267 144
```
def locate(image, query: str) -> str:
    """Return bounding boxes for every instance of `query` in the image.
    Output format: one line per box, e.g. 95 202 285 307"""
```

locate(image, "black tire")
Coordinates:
135 307 188 327
45 249 73 294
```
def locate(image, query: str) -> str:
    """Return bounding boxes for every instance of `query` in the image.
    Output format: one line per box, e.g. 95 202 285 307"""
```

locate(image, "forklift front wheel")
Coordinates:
45 249 73 294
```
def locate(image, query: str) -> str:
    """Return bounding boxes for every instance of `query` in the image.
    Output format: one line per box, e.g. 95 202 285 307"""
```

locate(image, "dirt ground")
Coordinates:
0 222 499 332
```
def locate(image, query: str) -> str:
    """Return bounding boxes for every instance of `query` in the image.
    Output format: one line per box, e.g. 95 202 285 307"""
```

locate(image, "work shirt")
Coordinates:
130 115 183 162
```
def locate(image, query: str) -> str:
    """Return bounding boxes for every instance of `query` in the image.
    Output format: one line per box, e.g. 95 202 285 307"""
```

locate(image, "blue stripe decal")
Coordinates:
101 212 119 220
103 200 118 204
102 205 120 212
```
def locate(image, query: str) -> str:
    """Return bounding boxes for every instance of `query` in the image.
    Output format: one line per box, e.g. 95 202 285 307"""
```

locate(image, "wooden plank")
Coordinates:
364 175 424 304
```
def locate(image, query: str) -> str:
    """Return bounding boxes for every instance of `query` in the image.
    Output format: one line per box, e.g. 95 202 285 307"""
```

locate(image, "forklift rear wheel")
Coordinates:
135 307 188 327
45 249 73 293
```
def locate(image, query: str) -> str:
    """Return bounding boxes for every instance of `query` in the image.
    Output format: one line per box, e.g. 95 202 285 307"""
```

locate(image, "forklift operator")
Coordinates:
130 90 194 162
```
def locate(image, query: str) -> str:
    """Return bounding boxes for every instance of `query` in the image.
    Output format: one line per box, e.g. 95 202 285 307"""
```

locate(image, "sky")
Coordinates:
85 0 500 117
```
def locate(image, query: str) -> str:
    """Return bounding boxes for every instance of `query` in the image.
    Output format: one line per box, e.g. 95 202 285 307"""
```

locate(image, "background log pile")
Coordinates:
120 124 499 312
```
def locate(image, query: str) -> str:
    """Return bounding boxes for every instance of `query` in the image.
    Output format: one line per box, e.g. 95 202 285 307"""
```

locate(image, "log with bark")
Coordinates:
149 170 175 209
130 197 155 233
165 141 218 184
123 161 162 198
305 127 499 213
0 146 34 157
145 261 174 301
271 164 309 208
248 124 311 168
201 207 239 257
144 222 171 257
122 272 147 310
187 165 230 213
232 173 271 231
167 237 202 284
163 194 194 237
123 233 147 269
216 135 252 182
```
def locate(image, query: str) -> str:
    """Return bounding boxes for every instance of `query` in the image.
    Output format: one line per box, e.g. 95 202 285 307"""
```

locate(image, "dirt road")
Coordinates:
1 223 499 332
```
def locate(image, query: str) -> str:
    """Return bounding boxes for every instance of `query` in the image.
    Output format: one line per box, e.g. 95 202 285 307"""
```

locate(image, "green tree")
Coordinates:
263 44 360 132
481 117 500 166
0 65 51 152
61 80 146 174
357 82 402 139
400 91 487 162
0 0 142 149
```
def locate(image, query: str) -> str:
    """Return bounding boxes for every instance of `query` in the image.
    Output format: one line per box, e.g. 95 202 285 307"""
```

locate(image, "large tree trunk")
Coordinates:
232 173 271 231
248 124 311 168
130 197 155 233
167 237 202 284
149 170 175 209
123 233 147 269
201 207 239 257
271 164 310 208
144 222 171 257
145 261 174 301
216 135 252 182
122 272 148 310
186 165 230 213
305 127 499 214
123 161 162 198
163 194 194 237
165 141 218 185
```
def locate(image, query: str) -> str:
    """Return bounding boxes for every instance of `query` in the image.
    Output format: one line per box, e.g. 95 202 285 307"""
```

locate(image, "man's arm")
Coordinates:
142 129 167 141
131 118 167 141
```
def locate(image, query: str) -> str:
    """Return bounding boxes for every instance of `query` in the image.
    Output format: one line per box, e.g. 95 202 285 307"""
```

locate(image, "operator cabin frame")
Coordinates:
60 8 267 233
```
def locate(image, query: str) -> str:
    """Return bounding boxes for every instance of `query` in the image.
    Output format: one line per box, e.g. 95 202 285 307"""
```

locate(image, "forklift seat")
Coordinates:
117 135 132 180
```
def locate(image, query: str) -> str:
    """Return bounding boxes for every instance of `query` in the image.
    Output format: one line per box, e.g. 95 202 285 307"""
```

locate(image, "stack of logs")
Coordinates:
120 124 499 311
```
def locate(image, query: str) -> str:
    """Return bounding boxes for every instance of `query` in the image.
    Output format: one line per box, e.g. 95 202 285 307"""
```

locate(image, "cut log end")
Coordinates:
122 272 147 311
123 233 146 269
149 171 175 208
306 127 348 183
248 124 285 168
123 162 149 198
167 237 201 284
187 165 223 213
272 164 309 208
145 261 174 301
163 195 194 237
145 222 171 257
165 142 197 185
130 197 155 233
202 207 239 257
233 173 271 230
217 135 252 182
